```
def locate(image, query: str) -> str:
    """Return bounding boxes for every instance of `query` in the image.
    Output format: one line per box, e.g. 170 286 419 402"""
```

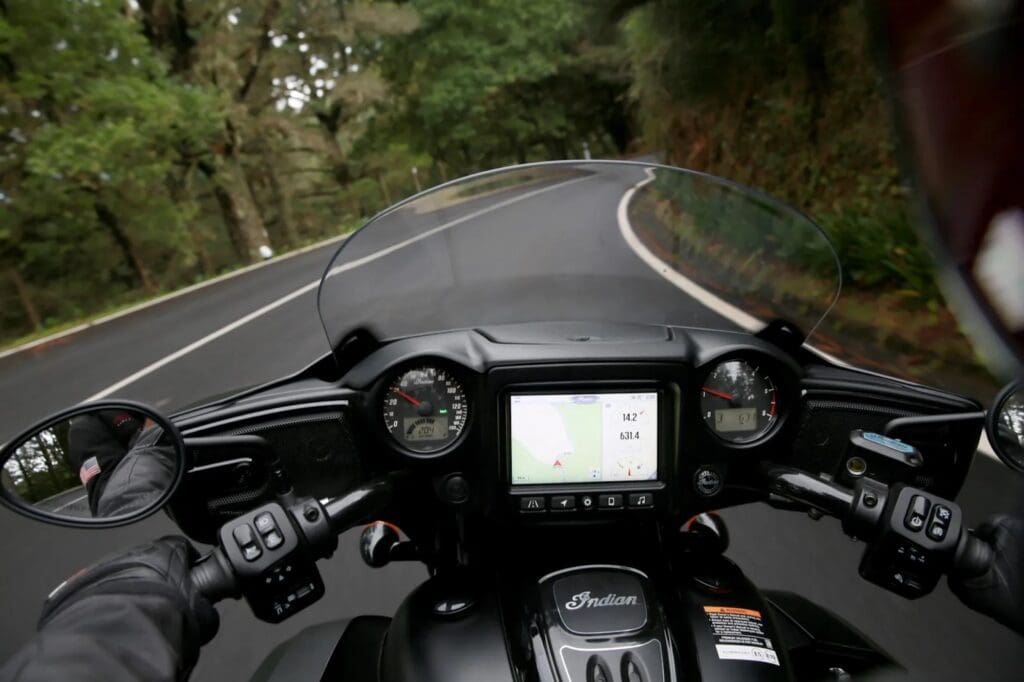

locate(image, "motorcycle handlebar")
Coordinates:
190 547 238 603
761 465 855 518
189 476 403 604
761 464 995 579
953 530 996 579
191 469 995 605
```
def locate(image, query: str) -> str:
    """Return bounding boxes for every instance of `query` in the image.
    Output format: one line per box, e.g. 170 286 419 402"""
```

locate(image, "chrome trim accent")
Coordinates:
558 640 663 682
182 400 349 435
187 457 253 474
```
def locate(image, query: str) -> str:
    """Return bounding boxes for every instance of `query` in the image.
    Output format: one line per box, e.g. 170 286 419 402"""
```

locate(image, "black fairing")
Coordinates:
379 577 516 682
251 616 389 682
764 591 899 679
161 322 965 681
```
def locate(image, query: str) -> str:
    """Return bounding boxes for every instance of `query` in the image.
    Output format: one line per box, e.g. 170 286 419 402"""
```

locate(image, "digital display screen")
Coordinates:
403 416 449 441
510 392 658 485
714 407 758 432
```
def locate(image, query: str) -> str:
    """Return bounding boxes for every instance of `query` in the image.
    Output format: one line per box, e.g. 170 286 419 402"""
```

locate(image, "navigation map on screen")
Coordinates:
510 392 658 485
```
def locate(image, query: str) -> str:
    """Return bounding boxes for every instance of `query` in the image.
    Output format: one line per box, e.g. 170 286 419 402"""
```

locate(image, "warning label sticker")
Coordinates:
703 606 779 666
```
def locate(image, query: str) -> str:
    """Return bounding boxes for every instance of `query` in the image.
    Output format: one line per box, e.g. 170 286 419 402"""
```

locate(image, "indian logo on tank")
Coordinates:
564 591 639 610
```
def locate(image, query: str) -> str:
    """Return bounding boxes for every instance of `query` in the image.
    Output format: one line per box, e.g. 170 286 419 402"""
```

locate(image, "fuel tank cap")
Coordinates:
550 568 648 635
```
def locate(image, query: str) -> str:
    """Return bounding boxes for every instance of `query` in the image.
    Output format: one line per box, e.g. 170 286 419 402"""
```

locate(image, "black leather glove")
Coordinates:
1 536 219 681
948 515 1024 636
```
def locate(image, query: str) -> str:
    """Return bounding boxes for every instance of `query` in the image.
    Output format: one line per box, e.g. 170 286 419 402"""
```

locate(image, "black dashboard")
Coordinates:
169 322 984 543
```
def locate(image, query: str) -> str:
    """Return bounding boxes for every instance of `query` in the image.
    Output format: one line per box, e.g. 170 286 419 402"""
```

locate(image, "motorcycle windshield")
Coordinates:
317 161 841 347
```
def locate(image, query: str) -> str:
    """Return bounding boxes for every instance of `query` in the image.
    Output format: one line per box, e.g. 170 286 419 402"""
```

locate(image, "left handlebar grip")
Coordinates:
190 547 239 603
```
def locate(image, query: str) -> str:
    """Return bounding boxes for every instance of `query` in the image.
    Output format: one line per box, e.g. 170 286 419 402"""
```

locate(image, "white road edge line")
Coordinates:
86 174 593 402
615 168 998 461
0 233 353 361
85 280 320 401
53 492 89 513
616 169 762 332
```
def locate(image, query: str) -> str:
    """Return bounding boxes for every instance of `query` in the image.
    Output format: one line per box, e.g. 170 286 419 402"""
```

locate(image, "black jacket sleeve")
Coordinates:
0 537 218 682
96 427 177 518
1 587 197 681
948 514 1024 635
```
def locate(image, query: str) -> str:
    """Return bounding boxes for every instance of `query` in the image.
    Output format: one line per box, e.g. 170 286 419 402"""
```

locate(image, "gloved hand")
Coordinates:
1 536 219 682
948 515 1024 636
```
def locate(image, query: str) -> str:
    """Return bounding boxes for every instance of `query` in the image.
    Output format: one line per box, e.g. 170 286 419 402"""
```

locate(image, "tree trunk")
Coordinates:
7 267 42 331
188 226 214 277
200 158 269 264
604 110 632 154
12 454 37 500
94 202 157 294
37 438 65 489
262 147 299 247
1 466 15 495
377 172 393 206
315 103 350 186
322 129 349 186
237 0 283 104
137 0 196 75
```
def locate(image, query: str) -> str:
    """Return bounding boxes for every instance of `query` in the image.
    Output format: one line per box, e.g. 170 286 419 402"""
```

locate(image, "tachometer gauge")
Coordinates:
700 360 778 443
382 366 468 454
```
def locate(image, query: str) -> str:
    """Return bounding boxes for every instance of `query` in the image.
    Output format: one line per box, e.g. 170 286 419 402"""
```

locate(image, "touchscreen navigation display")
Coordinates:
510 392 658 485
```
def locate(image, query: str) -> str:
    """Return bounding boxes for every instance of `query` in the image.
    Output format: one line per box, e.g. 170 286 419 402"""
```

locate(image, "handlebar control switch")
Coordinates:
858 485 963 599
287 498 337 561
218 501 325 623
842 478 889 541
903 495 930 533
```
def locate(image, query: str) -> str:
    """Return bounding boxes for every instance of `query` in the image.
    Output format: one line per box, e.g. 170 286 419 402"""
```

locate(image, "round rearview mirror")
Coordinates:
987 382 1024 473
0 401 186 527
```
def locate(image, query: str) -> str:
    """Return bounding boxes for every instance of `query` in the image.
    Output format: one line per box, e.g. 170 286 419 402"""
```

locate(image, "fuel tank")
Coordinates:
258 560 895 681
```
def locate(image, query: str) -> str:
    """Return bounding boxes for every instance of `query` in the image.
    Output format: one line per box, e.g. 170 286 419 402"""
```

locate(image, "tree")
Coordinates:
1 0 222 335
135 0 418 259
373 0 630 175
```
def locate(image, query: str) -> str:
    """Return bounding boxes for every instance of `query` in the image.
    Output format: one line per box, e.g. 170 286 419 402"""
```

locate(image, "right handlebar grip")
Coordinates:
952 530 995 579
190 547 239 603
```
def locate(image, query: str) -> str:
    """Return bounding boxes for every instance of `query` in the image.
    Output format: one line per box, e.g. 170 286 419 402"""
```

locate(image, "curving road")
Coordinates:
0 165 1021 680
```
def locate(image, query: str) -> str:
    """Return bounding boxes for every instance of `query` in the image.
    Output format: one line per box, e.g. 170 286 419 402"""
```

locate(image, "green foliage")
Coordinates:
600 0 940 303
0 0 421 340
373 0 630 174
0 0 972 398
1 0 224 335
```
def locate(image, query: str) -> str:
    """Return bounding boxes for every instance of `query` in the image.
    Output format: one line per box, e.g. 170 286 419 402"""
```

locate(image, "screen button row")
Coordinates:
519 493 654 513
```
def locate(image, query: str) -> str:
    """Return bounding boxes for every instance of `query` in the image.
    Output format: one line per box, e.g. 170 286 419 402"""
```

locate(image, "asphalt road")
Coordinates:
1 166 1022 680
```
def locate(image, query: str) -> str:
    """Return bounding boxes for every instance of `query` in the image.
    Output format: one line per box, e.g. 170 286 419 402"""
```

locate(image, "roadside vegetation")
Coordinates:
0 1 994 395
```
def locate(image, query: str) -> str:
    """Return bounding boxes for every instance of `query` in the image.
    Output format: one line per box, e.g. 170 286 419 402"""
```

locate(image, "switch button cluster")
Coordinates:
232 512 286 561
516 492 655 514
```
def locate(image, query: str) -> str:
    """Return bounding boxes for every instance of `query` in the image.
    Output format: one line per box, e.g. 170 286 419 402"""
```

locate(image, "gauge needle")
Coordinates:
702 387 734 401
392 388 421 406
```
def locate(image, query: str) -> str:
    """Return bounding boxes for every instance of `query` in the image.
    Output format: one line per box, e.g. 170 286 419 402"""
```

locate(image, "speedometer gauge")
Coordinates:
700 360 778 443
382 366 468 454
